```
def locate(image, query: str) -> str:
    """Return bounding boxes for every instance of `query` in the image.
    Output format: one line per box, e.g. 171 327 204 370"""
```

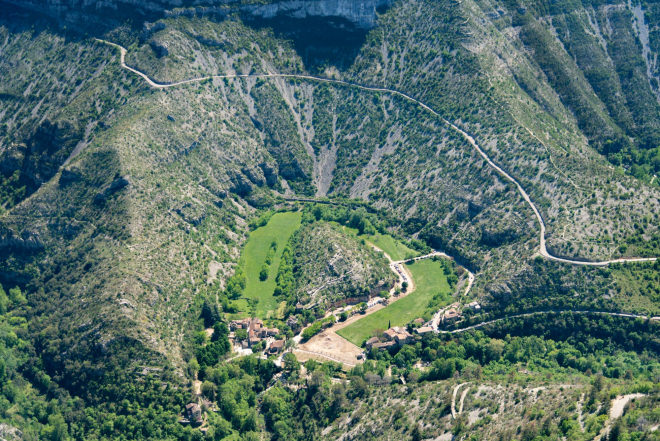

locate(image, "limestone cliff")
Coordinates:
2 0 391 29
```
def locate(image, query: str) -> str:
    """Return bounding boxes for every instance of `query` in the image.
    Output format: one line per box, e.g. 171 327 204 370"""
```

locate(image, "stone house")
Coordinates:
185 403 202 425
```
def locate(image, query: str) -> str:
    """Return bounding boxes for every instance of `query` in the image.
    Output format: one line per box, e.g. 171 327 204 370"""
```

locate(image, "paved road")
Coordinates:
97 38 658 268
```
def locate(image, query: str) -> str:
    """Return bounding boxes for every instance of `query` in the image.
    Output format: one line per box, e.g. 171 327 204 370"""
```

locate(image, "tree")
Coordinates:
201 381 217 400
411 425 422 441
347 376 368 399
608 422 622 441
41 414 68 441
212 322 229 341
235 328 248 341
283 352 299 373
8 286 25 306
259 264 269 281
201 300 221 327
189 359 200 378
0 286 8 314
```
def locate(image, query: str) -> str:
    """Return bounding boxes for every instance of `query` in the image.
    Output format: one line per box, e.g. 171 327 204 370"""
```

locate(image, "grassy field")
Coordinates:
339 225 418 261
337 258 452 346
241 211 302 317
363 233 418 261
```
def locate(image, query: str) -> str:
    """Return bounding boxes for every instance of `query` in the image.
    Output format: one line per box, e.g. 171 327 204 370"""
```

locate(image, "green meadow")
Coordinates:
241 211 302 317
364 233 418 261
337 258 452 346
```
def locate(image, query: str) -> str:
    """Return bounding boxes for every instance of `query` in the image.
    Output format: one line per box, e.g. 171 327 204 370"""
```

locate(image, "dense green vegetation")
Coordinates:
0 282 197 440
301 315 336 341
240 211 302 317
338 257 456 346
1 0 660 439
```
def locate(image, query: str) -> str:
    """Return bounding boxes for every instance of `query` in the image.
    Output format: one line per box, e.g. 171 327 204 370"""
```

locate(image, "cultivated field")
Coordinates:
241 211 302 316
337 258 452 345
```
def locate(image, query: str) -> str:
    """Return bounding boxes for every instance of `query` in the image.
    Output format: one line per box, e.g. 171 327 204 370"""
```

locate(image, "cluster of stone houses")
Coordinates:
230 318 285 354
183 403 203 426
286 315 301 333
443 306 461 323
365 326 414 351
467 301 481 311
442 301 481 324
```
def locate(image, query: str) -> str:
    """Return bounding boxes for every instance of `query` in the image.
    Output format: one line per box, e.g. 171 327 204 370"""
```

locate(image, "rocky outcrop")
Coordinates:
93 175 130 205
0 226 44 252
174 202 206 226
241 165 266 187
259 161 278 187
227 169 253 196
3 0 391 29
0 424 22 441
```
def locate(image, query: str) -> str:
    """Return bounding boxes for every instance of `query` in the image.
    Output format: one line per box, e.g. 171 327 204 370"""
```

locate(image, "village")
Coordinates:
179 248 483 429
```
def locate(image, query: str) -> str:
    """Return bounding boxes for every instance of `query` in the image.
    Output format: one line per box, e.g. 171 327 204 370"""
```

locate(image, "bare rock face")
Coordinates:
0 226 44 253
3 0 391 29
0 424 22 441
242 0 391 29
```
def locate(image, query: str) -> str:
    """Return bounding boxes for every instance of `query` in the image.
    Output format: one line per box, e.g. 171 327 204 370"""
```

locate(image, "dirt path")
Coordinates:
458 386 470 415
451 382 470 419
610 394 644 419
576 393 585 431
594 394 645 441
97 38 658 268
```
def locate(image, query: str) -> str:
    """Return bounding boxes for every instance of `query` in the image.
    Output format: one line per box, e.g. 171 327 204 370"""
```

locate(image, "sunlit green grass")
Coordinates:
364 233 418 261
241 211 302 317
337 258 452 346
338 225 418 261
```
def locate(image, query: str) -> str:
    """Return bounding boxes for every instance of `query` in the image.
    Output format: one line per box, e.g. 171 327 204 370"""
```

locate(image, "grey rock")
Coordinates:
259 161 278 187
228 170 253 196
4 0 392 30
241 165 266 187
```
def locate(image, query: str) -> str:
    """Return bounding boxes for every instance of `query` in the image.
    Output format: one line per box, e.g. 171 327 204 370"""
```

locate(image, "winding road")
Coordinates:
97 38 658 268
437 309 657 334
